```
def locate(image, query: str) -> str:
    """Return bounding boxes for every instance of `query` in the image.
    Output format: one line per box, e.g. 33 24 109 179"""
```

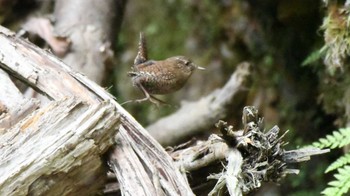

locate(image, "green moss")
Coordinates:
322 5 350 74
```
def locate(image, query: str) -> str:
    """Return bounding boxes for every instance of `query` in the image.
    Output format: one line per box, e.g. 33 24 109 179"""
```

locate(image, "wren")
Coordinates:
127 32 205 105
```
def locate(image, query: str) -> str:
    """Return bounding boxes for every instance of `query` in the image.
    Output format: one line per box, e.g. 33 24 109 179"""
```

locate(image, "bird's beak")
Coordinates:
196 66 206 70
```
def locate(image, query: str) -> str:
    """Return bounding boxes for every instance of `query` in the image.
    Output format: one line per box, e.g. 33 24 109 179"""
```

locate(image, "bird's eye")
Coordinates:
185 61 191 66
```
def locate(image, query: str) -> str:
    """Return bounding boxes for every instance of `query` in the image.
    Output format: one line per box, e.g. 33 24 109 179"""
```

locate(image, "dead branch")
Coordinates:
170 106 329 195
0 25 193 195
53 0 125 84
147 62 252 146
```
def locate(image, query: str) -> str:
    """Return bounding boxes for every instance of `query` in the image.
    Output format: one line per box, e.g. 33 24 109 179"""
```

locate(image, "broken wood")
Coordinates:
169 106 329 195
0 25 193 195
0 98 119 195
0 24 329 195
0 69 39 129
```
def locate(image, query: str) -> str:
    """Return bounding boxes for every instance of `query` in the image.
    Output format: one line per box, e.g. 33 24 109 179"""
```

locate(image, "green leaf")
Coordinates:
322 165 350 196
328 180 341 187
322 187 340 196
312 128 350 149
326 153 350 173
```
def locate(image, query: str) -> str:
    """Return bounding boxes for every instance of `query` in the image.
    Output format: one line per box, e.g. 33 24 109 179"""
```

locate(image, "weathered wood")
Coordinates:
170 108 329 195
283 147 330 163
0 98 119 195
0 26 100 103
110 135 159 196
208 148 243 196
0 69 39 129
171 135 229 172
0 25 194 195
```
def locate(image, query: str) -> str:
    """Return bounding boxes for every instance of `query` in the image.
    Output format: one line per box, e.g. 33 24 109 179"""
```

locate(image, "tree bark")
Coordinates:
53 0 126 84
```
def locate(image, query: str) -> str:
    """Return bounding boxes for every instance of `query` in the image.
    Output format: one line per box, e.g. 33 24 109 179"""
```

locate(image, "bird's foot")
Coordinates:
120 97 149 106
120 95 171 107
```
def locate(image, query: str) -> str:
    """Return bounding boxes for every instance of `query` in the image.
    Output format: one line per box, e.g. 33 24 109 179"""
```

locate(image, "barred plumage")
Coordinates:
127 32 205 105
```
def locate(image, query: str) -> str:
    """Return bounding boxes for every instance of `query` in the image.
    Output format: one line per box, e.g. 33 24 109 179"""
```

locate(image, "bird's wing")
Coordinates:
127 61 156 77
134 61 155 69
127 71 137 77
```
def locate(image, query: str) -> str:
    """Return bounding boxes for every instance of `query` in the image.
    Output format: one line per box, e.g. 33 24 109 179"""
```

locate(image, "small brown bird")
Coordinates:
127 32 205 105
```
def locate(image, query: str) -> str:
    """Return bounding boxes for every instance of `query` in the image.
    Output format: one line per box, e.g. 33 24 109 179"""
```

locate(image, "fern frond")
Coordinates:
326 153 350 173
321 165 350 196
312 128 350 149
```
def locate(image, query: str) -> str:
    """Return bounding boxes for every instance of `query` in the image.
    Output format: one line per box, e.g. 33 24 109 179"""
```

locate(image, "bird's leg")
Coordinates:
121 83 169 106
149 95 169 106
135 87 151 103
136 84 169 106
120 84 151 106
